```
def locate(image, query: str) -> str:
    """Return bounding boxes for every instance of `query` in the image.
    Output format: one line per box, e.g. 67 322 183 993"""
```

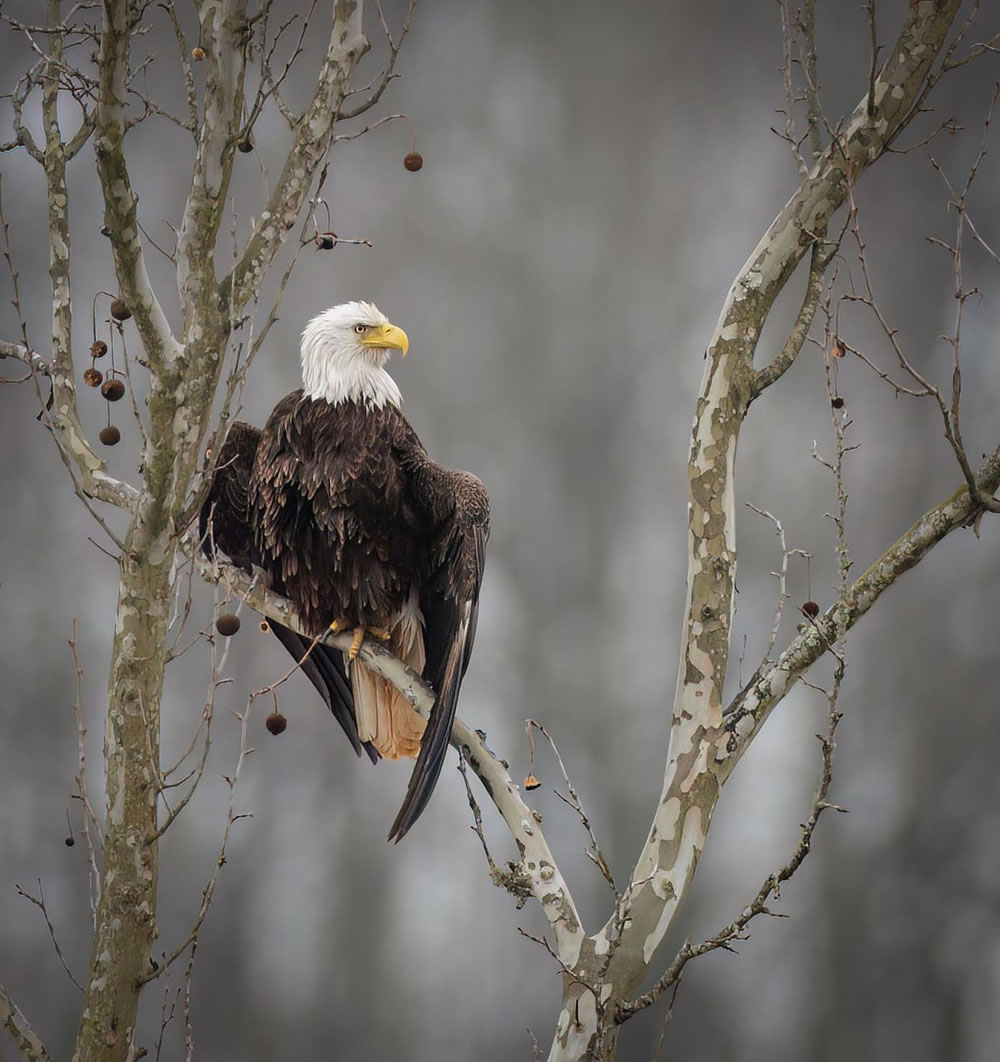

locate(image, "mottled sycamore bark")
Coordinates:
545 4 967 1058
65 3 367 1059
6 3 991 1060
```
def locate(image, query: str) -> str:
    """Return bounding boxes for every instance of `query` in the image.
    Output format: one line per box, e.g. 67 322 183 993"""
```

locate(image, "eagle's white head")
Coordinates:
300 301 409 408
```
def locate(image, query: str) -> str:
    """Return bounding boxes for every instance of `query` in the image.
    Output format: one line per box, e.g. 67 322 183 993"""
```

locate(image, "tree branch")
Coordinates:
175 0 248 340
94 0 180 370
545 4 967 1057
723 443 1000 767
193 546 586 961
0 983 53 1062
223 4 368 312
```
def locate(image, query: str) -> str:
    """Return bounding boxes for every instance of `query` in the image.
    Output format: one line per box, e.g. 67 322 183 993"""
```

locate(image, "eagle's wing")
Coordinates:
201 417 375 762
199 421 261 571
388 437 490 841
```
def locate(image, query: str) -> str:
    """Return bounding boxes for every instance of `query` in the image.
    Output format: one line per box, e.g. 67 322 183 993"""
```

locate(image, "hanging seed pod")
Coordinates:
236 136 254 153
64 836 75 847
523 774 541 791
403 151 424 172
110 297 131 321
314 233 336 250
99 425 121 446
192 46 206 61
83 367 103 387
216 613 241 637
101 377 126 402
831 396 845 409
801 601 820 619
265 711 287 735
90 340 108 359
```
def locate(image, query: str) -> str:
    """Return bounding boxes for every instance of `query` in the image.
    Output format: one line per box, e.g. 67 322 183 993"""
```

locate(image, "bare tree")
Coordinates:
1 2 998 1061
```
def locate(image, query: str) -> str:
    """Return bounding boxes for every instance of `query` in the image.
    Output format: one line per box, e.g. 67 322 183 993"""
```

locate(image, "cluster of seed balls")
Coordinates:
82 296 131 445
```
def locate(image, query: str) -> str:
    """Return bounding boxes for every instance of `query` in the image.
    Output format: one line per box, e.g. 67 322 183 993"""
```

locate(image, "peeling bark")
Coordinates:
0 982 53 1062
67 3 371 1059
544 4 966 1058
6 3 991 1060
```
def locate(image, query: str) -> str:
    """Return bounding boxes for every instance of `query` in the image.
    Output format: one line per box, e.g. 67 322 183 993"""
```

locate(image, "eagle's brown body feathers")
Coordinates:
203 373 489 840
251 392 426 635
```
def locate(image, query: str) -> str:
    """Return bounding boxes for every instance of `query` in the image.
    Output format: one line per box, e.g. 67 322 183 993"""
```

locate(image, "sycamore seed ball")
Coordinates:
216 613 241 637
101 377 126 402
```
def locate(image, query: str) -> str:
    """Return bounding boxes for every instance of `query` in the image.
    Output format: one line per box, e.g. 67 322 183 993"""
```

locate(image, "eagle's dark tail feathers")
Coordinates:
268 621 379 765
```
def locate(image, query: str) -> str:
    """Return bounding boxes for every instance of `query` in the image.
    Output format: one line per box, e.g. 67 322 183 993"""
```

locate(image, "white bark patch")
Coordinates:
687 641 714 682
633 796 682 887
642 805 706 962
724 435 737 554
691 358 734 474
115 602 137 634
657 796 681 838
649 869 675 903
679 740 710 793
550 992 598 1061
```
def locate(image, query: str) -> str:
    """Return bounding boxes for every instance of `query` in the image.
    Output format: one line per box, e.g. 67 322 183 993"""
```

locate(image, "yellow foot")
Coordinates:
367 626 392 642
328 617 351 636
348 626 365 661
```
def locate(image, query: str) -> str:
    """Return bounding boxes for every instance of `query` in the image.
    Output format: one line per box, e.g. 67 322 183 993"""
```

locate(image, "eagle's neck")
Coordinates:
300 337 402 410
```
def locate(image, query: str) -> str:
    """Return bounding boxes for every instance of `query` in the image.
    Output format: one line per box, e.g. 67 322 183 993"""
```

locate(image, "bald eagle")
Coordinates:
201 302 489 841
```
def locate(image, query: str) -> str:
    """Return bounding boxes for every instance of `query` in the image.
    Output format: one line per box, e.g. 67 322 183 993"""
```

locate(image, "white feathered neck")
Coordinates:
300 301 402 409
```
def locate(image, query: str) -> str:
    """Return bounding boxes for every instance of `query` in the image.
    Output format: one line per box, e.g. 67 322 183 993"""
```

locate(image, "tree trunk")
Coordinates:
74 515 171 1061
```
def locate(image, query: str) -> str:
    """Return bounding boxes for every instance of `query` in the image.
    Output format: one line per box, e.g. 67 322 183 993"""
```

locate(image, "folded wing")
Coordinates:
199 421 376 762
387 451 490 842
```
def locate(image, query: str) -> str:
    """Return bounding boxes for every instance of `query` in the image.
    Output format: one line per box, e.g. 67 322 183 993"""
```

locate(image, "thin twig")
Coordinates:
15 880 84 991
525 719 618 900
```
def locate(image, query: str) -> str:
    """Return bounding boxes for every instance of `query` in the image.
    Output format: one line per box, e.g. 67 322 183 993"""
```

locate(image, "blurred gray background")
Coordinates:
2 2 1000 1060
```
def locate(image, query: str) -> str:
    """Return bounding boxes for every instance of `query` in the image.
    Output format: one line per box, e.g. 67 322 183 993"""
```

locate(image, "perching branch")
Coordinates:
194 546 587 962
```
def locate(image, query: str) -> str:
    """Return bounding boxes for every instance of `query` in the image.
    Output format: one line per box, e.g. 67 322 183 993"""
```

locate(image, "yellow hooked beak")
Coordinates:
361 322 409 356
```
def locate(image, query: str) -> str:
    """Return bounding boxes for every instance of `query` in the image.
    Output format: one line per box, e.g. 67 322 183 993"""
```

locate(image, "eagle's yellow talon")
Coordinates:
328 617 350 636
367 626 392 642
348 626 365 661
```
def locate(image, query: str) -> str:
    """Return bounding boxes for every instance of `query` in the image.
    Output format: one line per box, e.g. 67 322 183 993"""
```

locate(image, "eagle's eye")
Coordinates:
353 323 368 334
